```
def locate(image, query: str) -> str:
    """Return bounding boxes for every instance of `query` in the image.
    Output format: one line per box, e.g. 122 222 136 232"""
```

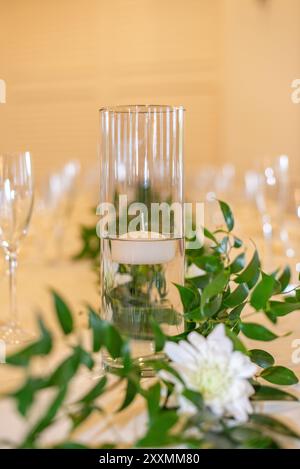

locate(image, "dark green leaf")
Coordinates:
51 290 74 335
240 322 278 341
136 411 179 447
250 272 277 310
77 346 94 370
219 200 234 231
203 227 218 244
182 389 203 410
145 382 161 420
235 250 260 288
249 349 274 368
252 384 298 401
7 318 52 367
22 385 68 447
233 237 243 248
174 284 199 312
48 351 81 386
225 327 248 354
228 302 246 322
150 320 166 352
89 308 123 358
260 366 298 385
201 271 229 311
265 310 278 324
12 378 48 417
269 301 300 317
118 379 138 411
80 376 107 405
203 294 223 318
278 266 291 292
194 255 223 273
250 414 300 438
224 283 249 308
230 253 246 274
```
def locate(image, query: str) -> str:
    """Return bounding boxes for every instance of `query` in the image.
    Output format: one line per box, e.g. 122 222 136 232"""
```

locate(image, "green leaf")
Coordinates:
214 236 229 254
203 294 223 318
235 250 260 288
12 378 48 417
182 389 203 410
51 290 74 335
252 384 298 401
89 308 123 358
77 346 94 370
224 283 249 308
54 442 89 449
185 274 210 290
250 272 277 310
22 385 68 447
80 376 107 405
225 327 248 354
70 406 95 430
203 227 218 244
118 379 138 411
145 382 161 420
150 320 166 352
250 414 300 439
230 253 246 274
269 301 300 317
7 318 52 367
174 284 199 312
193 255 223 273
136 411 179 447
89 308 103 352
249 349 274 368
233 236 243 248
201 271 229 311
260 366 298 385
228 302 246 322
240 322 278 341
218 200 234 231
278 266 291 292
48 351 81 386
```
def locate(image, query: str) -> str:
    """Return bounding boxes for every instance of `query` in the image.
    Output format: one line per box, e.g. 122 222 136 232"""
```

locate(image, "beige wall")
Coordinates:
220 0 300 173
0 0 299 182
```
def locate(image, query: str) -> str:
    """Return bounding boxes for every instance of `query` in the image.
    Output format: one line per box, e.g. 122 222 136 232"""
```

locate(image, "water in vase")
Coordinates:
101 236 184 373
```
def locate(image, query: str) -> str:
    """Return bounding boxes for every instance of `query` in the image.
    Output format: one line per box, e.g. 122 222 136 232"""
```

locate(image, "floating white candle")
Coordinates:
111 230 176 265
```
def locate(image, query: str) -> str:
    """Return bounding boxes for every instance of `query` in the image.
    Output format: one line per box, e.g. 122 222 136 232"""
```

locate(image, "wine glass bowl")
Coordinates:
0 152 34 344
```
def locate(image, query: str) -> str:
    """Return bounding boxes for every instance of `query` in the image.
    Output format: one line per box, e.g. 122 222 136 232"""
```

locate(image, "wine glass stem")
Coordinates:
7 252 18 324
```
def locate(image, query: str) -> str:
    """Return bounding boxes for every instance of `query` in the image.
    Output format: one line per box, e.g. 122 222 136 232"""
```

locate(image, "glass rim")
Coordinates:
99 104 185 114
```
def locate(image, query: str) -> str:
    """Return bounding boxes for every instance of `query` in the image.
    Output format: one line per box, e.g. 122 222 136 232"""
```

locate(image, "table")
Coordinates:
0 198 300 448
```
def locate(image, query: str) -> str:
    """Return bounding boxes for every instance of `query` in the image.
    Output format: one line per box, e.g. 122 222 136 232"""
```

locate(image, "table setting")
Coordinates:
1 0 300 460
0 104 300 453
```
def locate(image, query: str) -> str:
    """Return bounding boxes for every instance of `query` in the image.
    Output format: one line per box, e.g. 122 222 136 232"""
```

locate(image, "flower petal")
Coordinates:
164 341 195 365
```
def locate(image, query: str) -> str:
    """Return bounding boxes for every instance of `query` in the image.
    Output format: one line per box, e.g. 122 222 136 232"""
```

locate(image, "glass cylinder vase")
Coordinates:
99 105 185 375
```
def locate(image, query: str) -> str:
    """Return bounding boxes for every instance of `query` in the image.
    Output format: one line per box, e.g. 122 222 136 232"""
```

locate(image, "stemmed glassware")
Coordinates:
0 152 34 344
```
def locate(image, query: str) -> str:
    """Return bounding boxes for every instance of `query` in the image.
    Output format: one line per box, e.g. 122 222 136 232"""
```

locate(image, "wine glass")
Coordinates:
0 152 34 344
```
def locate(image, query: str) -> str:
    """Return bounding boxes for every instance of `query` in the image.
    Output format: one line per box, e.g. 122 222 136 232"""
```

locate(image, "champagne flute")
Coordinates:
0 152 34 344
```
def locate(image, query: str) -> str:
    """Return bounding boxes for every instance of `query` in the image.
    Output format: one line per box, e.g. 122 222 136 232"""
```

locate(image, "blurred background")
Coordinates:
0 0 299 178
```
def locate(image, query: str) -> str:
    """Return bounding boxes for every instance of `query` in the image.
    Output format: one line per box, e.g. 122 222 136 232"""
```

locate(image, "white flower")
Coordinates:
162 324 257 422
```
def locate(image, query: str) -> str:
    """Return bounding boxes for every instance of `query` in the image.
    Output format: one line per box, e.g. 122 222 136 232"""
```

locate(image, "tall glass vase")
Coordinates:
99 105 185 375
